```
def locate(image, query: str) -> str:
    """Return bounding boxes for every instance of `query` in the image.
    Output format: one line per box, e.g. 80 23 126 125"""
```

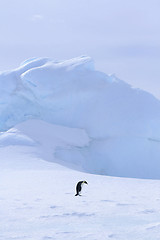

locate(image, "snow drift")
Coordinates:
0 56 160 179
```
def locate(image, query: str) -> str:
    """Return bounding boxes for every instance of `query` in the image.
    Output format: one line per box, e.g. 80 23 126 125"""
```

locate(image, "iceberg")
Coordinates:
0 56 160 178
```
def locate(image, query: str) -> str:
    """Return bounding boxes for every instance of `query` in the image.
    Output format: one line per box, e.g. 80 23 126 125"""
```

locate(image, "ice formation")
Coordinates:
0 56 160 178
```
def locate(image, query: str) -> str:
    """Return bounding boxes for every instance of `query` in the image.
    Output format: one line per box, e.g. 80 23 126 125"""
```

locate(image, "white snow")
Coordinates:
0 120 160 239
1 55 160 239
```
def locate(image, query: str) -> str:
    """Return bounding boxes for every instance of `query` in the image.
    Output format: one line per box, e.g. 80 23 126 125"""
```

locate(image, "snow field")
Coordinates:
0 121 160 239
1 155 160 240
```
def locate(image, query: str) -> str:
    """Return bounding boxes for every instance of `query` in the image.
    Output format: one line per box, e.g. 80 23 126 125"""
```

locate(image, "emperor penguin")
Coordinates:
75 180 88 196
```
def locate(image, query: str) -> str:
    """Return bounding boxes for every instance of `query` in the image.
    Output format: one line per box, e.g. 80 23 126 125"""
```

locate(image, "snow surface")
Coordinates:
0 56 160 179
1 120 160 240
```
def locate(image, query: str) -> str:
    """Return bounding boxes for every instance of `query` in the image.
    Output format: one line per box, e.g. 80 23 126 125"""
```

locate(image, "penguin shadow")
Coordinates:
75 195 87 198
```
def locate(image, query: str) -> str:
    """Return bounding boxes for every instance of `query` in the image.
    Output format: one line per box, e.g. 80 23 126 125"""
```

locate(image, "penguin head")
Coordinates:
83 181 88 184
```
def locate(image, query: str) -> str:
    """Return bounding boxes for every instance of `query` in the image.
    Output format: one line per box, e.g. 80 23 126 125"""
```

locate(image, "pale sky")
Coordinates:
0 0 160 98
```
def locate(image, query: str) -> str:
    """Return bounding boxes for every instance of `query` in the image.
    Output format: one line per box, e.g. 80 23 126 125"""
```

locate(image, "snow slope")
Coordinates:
0 121 160 240
0 56 160 178
0 120 90 171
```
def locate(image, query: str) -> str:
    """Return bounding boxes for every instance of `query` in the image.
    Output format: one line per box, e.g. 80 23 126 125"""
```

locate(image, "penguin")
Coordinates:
75 180 88 196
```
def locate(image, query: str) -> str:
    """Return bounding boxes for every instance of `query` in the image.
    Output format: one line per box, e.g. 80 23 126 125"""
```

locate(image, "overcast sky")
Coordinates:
0 0 160 98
